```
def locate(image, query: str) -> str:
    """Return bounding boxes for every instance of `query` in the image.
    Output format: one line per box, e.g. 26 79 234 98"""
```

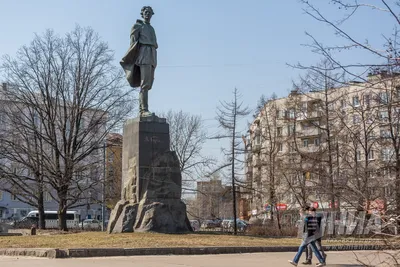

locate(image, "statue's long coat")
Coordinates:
120 20 144 88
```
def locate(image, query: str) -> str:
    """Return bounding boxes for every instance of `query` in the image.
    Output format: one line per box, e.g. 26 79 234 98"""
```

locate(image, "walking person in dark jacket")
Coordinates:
289 207 326 266
302 207 327 265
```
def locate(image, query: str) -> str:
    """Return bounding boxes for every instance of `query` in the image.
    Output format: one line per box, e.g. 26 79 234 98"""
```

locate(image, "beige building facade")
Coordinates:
244 72 399 218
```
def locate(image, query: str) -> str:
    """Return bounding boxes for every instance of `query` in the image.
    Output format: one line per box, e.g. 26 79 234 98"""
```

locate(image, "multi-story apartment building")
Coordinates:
244 72 399 217
105 133 122 210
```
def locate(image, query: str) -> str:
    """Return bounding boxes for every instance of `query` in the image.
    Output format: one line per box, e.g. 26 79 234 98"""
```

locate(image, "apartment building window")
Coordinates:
303 139 309 147
0 191 3 201
291 175 298 185
33 111 40 127
0 113 5 125
328 102 335 111
301 102 307 111
367 131 375 140
382 167 390 177
368 150 375 160
385 186 393 197
314 138 320 146
396 86 400 99
289 142 296 152
276 109 281 119
380 129 391 138
363 94 371 107
254 134 261 146
353 96 360 106
379 92 389 104
382 148 394 161
79 117 86 130
287 125 295 135
356 150 362 161
395 108 400 118
278 143 283 152
340 99 346 109
44 191 52 202
277 127 282 136
288 109 295 119
353 115 360 124
379 110 389 120
11 193 18 201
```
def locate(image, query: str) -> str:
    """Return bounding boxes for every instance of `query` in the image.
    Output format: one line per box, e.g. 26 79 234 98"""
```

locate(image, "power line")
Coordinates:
157 62 273 68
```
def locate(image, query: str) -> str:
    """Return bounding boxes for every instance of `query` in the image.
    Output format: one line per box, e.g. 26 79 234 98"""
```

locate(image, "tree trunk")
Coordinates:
37 192 46 229
232 112 237 235
58 199 68 231
396 162 400 222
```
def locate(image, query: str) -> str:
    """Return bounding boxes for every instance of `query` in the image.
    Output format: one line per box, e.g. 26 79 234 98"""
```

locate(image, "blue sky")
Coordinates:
0 0 394 168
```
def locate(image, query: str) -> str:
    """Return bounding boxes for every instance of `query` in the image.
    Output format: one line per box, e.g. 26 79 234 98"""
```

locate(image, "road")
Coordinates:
0 251 397 267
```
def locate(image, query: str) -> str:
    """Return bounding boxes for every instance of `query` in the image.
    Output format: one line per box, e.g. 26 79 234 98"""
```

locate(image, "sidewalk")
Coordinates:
0 244 388 258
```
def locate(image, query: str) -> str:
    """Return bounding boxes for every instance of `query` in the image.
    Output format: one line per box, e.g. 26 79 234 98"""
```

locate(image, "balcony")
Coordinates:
299 128 320 137
297 111 322 121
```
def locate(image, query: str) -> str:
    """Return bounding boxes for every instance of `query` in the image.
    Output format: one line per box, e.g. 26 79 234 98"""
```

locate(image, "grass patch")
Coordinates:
0 232 385 249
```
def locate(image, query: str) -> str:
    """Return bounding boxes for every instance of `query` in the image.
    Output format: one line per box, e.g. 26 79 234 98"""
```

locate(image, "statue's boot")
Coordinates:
139 89 152 117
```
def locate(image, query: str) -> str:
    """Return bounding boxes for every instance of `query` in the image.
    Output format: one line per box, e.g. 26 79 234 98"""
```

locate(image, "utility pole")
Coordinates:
101 140 106 231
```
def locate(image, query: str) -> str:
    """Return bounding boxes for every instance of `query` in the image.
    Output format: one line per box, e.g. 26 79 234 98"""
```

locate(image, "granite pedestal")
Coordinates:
107 115 192 233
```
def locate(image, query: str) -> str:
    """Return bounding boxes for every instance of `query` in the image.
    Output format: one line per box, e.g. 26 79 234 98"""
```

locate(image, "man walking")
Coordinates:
289 207 326 266
302 207 327 265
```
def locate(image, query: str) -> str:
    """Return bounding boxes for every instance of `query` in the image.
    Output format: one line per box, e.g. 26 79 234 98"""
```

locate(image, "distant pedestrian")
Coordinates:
288 207 325 266
302 207 326 265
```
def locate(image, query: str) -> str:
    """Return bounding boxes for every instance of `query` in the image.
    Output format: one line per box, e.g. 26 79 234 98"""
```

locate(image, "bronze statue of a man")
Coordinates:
120 6 158 117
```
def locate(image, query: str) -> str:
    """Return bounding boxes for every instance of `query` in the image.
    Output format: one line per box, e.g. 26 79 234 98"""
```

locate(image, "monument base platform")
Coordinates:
108 198 191 233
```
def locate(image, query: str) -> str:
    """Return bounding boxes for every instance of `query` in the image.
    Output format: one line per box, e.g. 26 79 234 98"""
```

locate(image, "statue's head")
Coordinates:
141 6 154 23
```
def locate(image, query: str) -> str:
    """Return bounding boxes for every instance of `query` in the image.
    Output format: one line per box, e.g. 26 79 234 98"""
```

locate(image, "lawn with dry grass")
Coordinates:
0 232 302 249
0 232 384 249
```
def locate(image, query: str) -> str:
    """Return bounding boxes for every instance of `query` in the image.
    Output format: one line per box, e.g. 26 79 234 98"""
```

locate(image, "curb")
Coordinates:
64 245 388 258
0 245 388 258
0 248 66 258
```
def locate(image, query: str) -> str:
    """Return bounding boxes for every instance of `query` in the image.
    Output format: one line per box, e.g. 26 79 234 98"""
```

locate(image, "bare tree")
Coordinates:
292 60 347 214
1 26 133 230
159 110 214 186
212 88 250 235
298 0 400 217
250 94 282 226
0 89 51 228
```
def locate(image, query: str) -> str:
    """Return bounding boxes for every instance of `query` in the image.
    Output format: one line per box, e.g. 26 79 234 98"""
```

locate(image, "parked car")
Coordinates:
9 216 39 229
189 220 200 231
201 220 217 229
221 219 231 230
212 218 222 227
82 219 101 230
222 219 249 232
